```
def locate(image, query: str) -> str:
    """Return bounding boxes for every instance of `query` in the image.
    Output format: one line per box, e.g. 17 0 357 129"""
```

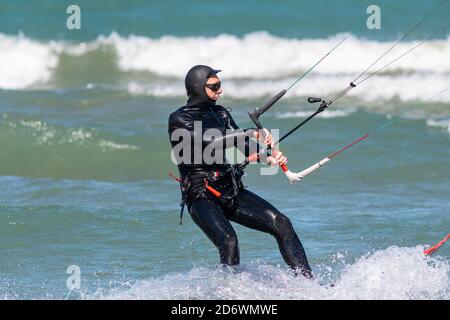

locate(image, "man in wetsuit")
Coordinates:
168 65 312 278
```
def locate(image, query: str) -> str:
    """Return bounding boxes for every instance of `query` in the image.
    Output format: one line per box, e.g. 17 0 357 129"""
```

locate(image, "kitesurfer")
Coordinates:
168 65 312 278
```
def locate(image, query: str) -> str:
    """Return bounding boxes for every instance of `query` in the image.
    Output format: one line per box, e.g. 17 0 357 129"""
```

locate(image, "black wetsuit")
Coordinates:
168 65 312 278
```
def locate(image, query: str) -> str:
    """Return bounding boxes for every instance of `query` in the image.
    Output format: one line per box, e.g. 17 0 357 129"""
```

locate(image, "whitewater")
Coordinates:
81 246 449 300
1 32 450 104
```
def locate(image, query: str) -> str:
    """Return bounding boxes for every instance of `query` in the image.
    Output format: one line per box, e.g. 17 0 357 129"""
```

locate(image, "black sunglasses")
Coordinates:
205 81 221 92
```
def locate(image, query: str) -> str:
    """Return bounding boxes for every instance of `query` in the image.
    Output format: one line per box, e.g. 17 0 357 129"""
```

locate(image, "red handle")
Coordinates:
248 153 259 163
204 180 222 198
247 152 288 171
270 148 288 172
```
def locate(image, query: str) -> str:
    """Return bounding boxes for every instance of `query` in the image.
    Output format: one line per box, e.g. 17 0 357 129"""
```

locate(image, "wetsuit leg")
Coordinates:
188 194 240 266
227 189 313 278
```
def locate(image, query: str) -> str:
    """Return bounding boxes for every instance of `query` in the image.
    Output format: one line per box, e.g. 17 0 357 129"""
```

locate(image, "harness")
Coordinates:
170 165 244 225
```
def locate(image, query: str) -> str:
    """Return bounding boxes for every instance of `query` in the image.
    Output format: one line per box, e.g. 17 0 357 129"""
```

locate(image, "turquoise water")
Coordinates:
0 1 449 299
1 0 449 40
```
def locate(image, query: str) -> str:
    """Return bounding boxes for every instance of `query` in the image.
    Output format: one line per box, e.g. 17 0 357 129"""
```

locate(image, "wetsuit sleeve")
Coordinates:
218 106 260 158
168 110 199 165
169 109 248 149
203 129 255 150
169 110 194 132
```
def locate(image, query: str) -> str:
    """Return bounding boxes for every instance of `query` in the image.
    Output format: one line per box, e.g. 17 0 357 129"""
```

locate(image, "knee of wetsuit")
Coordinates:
220 234 239 252
274 214 294 234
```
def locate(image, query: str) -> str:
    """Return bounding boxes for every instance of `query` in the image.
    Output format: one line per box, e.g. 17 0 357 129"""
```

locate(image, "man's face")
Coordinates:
204 75 223 101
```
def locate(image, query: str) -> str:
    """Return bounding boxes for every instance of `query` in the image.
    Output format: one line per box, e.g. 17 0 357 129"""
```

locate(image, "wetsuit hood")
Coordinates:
185 65 221 107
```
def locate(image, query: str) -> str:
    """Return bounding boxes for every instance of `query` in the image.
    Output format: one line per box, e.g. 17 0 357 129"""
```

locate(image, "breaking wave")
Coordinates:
1 32 450 102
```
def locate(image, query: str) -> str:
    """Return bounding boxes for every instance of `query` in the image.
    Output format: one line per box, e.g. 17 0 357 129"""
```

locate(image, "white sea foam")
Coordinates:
0 33 60 90
126 73 450 104
19 120 46 130
102 31 450 78
68 129 93 142
87 246 449 300
19 120 56 145
14 119 140 150
1 32 450 103
276 109 355 119
98 139 139 151
427 117 450 134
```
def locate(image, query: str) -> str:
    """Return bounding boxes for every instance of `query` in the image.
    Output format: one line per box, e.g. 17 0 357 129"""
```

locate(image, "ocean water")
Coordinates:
0 0 449 300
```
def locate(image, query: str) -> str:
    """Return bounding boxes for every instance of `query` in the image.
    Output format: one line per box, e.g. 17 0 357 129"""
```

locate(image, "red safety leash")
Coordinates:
169 171 223 199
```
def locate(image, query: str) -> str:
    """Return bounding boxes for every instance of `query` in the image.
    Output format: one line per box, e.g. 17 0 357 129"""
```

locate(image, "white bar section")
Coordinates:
297 157 330 179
